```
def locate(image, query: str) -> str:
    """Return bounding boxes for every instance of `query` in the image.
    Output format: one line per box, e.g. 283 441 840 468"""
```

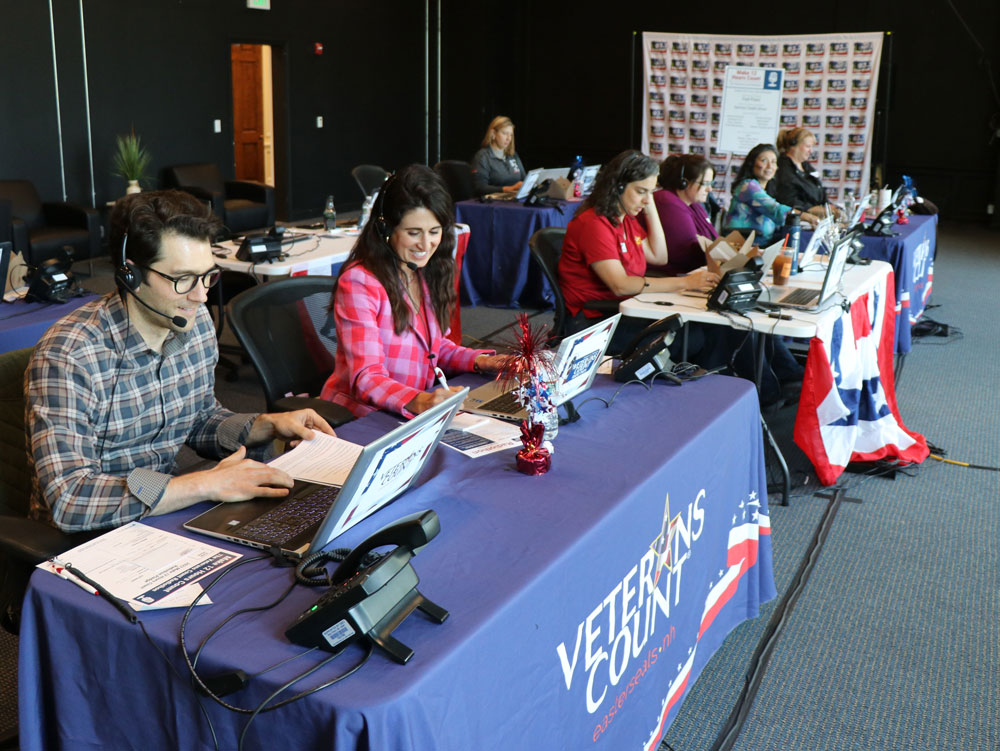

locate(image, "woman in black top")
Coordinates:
470 116 526 196
769 128 834 218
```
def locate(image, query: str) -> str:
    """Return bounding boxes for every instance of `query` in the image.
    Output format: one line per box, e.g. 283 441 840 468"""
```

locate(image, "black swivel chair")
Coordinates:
351 164 388 200
0 348 96 640
433 160 475 203
0 180 100 267
228 276 355 428
528 227 620 344
163 163 275 237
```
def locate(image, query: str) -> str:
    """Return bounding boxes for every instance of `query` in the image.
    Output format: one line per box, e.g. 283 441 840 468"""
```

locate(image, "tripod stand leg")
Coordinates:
761 414 790 506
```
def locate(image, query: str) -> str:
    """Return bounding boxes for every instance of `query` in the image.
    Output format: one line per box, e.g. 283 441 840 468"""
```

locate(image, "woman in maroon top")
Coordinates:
647 154 719 276
556 150 719 355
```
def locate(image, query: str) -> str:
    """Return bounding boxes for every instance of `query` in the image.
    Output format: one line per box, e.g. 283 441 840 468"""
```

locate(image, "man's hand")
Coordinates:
152 446 295 516
247 409 335 447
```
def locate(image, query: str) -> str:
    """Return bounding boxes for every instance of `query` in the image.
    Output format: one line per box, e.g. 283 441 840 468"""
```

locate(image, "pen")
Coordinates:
59 561 138 623
433 366 449 390
51 561 99 595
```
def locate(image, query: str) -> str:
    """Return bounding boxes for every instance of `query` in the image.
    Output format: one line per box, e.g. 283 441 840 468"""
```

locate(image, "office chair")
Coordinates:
228 276 355 428
528 227 620 344
351 164 388 200
433 161 475 203
0 348 93 638
0 180 101 267
163 163 275 237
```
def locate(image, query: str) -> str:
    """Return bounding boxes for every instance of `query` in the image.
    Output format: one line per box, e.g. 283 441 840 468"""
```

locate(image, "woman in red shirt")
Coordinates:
556 150 719 354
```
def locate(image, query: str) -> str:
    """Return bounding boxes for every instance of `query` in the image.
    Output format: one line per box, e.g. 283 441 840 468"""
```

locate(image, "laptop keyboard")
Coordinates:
238 485 341 546
778 287 820 306
477 389 522 415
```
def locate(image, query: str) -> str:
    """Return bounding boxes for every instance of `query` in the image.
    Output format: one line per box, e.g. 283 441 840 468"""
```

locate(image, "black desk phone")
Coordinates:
614 314 683 383
285 509 449 664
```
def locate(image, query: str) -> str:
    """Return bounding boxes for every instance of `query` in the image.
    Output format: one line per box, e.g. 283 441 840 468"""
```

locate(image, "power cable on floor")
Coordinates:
704 487 848 751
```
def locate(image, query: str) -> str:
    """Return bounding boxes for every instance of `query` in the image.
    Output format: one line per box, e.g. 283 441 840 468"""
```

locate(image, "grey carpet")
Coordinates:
661 220 1000 751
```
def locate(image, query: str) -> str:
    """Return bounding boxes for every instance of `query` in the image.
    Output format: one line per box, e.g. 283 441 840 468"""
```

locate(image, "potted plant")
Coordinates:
112 129 151 194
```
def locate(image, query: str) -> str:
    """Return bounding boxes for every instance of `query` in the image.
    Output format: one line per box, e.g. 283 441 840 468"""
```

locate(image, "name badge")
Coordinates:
620 241 628 255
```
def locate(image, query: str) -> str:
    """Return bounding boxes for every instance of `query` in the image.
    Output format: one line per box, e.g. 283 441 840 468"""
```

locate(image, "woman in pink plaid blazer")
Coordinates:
321 165 505 417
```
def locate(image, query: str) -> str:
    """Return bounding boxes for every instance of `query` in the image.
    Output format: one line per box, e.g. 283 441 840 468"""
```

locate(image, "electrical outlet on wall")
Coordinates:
316 116 324 128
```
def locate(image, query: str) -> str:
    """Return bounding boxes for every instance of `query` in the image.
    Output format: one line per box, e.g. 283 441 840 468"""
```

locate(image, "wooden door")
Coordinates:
231 44 264 182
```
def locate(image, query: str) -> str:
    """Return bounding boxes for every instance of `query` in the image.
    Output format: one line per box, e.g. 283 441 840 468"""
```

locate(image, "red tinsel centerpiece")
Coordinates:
495 314 558 475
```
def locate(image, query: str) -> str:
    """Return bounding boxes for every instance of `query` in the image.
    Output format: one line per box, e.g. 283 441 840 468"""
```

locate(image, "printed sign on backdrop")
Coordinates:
718 66 783 154
642 31 883 203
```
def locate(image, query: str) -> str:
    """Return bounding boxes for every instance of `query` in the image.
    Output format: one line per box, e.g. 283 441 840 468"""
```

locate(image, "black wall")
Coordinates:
2 1 999 224
1 0 428 221
440 1 1000 224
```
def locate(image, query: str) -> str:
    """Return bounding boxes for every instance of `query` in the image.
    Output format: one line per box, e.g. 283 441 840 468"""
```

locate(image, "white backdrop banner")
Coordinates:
641 31 883 203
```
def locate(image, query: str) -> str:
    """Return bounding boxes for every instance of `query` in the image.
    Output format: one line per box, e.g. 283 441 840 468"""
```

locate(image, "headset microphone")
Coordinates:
116 232 189 327
404 260 419 271
122 285 188 328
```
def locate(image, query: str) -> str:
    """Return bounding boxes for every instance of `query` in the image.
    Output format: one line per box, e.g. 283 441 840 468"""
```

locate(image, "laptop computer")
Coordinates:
184 388 467 557
580 165 600 195
463 314 621 421
534 167 571 185
798 217 833 270
484 169 543 202
763 234 852 310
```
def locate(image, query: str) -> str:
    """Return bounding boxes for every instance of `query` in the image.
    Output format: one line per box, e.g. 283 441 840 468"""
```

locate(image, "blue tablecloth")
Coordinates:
455 199 575 308
0 293 97 354
19 374 775 751
801 213 937 354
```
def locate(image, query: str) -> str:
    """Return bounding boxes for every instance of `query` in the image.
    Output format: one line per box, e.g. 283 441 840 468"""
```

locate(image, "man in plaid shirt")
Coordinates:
26 190 335 532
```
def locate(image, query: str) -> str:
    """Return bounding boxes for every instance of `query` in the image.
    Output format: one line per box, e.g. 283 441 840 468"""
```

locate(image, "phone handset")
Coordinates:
614 314 683 383
285 510 449 664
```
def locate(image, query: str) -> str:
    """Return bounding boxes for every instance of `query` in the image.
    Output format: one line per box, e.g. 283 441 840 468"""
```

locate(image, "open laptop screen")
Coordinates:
553 314 620 405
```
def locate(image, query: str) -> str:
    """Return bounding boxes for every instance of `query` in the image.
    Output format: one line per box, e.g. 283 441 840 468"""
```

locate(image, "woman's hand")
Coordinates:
502 181 524 193
473 354 510 374
683 268 720 291
406 387 464 415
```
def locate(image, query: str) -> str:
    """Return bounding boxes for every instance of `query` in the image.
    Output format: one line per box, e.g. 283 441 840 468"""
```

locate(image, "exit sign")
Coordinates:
247 0 270 9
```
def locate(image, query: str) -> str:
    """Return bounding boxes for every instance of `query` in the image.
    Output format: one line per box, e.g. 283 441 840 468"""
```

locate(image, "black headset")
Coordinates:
115 233 141 293
616 151 650 195
678 162 688 189
372 172 398 240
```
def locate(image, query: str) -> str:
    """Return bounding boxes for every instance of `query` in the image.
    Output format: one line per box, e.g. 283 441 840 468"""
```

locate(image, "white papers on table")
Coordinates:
38 522 242 611
267 430 363 486
440 413 522 457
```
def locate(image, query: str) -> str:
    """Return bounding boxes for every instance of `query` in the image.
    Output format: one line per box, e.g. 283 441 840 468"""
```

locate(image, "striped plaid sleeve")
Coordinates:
27 349 153 532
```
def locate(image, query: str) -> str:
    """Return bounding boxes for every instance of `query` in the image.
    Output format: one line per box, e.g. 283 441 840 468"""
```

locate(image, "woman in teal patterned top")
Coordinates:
723 143 814 245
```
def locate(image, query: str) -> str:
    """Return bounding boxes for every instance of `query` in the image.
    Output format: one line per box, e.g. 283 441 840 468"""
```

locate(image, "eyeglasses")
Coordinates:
145 266 221 294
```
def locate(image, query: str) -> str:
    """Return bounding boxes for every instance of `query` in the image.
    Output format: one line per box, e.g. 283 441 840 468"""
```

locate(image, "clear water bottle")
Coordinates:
843 188 856 225
567 155 583 182
323 195 337 231
786 212 802 275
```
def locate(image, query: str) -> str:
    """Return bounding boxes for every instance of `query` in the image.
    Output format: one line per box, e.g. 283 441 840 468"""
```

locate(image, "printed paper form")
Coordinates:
37 522 240 610
268 431 363 487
